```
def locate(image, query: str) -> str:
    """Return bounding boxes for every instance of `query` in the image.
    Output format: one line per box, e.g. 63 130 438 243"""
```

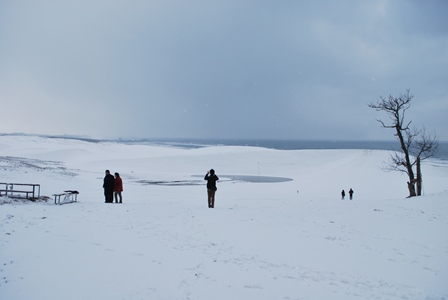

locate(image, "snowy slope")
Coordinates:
1 135 447 300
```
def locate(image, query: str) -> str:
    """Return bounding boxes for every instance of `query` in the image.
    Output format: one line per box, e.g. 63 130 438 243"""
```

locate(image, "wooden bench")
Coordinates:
0 183 41 199
53 190 79 205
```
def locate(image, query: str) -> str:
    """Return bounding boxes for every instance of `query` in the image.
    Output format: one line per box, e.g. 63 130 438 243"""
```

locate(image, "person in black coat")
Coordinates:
103 170 115 203
204 169 219 208
349 188 354 200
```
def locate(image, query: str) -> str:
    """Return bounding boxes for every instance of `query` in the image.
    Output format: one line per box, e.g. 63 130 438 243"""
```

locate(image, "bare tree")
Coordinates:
368 90 439 197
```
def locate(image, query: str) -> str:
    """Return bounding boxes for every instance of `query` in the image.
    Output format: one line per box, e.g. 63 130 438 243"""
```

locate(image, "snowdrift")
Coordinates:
1 135 447 300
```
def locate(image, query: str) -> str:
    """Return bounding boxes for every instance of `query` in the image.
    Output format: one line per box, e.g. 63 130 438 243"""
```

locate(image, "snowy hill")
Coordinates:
1 135 447 299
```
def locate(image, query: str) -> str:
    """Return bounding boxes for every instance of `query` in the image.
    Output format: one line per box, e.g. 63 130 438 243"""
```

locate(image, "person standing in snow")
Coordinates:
341 189 345 200
114 172 123 203
349 188 354 200
103 170 115 203
204 169 219 208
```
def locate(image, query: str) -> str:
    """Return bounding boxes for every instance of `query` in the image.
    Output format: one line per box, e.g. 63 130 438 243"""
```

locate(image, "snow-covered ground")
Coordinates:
1 135 447 300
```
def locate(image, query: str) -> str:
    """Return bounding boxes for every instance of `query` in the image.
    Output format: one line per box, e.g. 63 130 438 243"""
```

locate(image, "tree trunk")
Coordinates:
395 125 416 197
407 181 416 198
416 156 422 196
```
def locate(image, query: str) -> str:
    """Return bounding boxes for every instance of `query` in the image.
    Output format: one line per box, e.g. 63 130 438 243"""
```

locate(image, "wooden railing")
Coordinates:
0 183 41 199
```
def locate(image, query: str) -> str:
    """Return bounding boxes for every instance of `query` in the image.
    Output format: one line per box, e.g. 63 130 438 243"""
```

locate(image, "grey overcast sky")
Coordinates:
1 0 447 141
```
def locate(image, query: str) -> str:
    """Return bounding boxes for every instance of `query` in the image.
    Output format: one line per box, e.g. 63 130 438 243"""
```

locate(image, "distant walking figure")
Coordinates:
114 172 123 203
204 169 219 208
103 170 115 203
349 188 354 200
341 189 345 200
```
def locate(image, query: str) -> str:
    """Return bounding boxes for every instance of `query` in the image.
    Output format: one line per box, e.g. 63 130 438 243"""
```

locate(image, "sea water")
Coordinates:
125 139 448 163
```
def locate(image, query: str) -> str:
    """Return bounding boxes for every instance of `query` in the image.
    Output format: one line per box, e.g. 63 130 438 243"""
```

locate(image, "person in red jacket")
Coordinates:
114 172 123 203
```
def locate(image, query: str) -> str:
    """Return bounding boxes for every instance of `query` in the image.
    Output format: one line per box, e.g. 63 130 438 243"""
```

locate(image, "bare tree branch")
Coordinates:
368 90 439 197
